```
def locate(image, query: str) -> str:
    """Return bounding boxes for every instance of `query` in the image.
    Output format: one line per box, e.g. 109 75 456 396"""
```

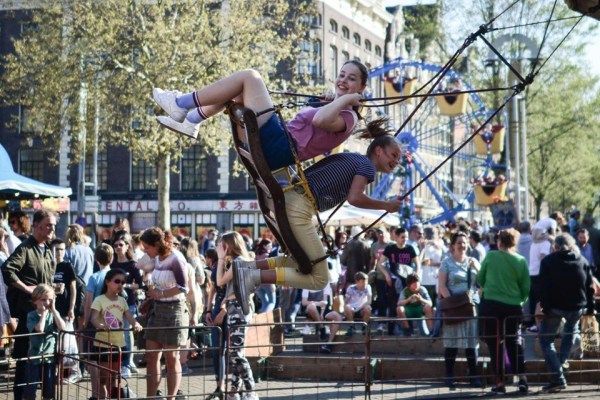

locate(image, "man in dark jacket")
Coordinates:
538 233 595 393
340 226 371 288
1 209 56 400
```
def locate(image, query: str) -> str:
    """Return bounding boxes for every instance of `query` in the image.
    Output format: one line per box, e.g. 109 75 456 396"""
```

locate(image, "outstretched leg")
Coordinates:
154 70 274 137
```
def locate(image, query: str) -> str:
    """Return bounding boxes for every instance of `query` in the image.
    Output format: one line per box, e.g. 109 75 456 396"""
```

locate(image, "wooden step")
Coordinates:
255 353 600 384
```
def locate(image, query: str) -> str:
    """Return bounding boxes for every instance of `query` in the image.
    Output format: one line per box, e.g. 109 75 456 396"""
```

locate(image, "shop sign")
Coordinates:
94 199 261 213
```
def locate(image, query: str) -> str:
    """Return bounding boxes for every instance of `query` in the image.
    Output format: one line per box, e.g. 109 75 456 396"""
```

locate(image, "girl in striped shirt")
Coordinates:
229 131 403 314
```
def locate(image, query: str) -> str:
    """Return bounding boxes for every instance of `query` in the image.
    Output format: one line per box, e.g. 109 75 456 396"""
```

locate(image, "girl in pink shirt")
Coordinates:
153 61 386 170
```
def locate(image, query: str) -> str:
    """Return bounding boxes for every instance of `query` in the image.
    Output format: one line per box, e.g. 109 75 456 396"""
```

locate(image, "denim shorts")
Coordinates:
258 113 295 170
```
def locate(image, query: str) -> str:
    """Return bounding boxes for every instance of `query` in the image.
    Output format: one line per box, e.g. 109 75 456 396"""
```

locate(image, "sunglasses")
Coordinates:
112 279 125 285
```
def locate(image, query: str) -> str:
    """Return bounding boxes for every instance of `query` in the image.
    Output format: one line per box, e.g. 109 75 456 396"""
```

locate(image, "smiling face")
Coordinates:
334 62 366 97
452 235 469 256
373 142 401 173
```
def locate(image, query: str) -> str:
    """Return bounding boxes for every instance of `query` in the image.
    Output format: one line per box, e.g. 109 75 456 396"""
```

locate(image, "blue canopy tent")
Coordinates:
0 144 72 199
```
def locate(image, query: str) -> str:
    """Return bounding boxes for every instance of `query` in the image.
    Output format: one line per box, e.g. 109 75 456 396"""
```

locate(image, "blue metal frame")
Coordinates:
369 57 506 225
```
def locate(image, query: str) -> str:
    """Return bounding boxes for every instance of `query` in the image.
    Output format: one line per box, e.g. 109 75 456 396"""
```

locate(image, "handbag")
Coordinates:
580 314 600 352
138 298 154 316
439 265 475 325
61 321 78 368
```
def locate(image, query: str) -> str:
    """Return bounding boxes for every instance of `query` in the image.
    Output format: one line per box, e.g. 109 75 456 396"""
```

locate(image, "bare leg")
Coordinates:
396 306 410 329
164 349 182 400
145 340 162 397
194 70 273 125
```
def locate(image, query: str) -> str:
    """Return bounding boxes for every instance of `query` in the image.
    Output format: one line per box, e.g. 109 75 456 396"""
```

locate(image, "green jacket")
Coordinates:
1 236 56 316
477 250 530 306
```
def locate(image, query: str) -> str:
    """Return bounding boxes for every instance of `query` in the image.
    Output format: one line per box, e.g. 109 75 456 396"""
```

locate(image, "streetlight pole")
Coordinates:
76 57 88 225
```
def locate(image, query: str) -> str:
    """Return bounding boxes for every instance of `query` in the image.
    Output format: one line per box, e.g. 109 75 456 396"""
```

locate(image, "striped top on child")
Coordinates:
305 152 376 211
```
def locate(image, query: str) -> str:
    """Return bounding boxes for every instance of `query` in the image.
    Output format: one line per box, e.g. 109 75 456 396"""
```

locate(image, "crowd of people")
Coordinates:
0 208 599 398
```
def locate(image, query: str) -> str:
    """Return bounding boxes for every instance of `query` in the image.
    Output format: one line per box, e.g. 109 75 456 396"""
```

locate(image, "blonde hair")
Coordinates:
66 224 85 247
220 231 251 261
31 284 54 301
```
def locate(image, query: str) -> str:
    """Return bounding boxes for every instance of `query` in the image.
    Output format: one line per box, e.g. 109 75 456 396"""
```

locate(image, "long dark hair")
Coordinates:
113 233 135 261
101 268 127 295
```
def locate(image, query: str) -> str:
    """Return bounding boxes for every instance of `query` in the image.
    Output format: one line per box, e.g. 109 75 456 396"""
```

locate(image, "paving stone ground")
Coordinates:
2 363 594 400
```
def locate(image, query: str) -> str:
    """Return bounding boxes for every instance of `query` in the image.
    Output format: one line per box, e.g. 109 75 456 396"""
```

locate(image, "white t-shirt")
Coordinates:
534 217 557 234
420 243 443 286
529 240 551 276
345 284 372 310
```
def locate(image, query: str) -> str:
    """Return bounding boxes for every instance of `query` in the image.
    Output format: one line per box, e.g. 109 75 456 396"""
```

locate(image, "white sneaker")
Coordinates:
242 392 259 400
120 366 131 378
301 325 312 335
156 115 199 139
226 392 241 400
152 88 188 122
62 372 82 384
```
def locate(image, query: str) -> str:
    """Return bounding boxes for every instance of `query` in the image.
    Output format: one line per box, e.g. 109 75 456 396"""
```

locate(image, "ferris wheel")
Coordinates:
368 57 508 226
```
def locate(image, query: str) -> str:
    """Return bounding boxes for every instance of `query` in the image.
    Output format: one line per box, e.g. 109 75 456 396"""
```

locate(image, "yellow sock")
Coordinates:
275 267 286 286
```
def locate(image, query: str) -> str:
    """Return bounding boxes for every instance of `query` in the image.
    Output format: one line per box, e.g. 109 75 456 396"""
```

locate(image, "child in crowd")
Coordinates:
83 243 114 400
397 273 434 336
23 284 66 400
344 272 372 336
216 232 259 400
90 269 142 399
50 238 82 384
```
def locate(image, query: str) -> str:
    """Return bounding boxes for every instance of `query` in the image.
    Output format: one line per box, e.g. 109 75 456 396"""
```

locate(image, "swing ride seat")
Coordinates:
227 103 313 274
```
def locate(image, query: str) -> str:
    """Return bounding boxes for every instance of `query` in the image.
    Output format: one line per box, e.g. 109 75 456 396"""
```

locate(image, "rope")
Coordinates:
341 89 520 243
530 14 585 78
487 15 581 32
529 0 559 75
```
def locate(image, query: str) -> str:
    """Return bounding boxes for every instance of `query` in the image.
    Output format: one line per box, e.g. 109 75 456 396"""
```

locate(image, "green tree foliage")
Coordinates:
527 63 600 218
440 0 599 219
402 2 441 59
0 0 312 228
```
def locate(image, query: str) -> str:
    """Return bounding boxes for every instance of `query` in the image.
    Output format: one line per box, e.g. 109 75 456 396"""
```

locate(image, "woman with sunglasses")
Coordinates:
140 227 190 400
111 234 143 378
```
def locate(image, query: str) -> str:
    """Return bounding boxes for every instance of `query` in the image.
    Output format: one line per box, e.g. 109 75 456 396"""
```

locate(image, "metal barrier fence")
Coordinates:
1 314 600 399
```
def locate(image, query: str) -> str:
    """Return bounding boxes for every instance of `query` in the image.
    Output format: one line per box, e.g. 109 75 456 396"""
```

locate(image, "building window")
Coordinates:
297 40 322 78
329 45 338 82
313 13 322 27
329 19 338 33
131 159 157 190
353 33 361 46
84 149 108 191
181 144 207 191
365 39 372 52
19 148 44 181
342 26 349 39
342 51 350 63
309 39 322 78
375 45 382 57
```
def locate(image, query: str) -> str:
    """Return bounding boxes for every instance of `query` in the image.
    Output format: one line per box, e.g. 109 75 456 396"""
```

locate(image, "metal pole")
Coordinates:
510 95 521 222
518 97 529 221
90 95 100 247
76 64 88 222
